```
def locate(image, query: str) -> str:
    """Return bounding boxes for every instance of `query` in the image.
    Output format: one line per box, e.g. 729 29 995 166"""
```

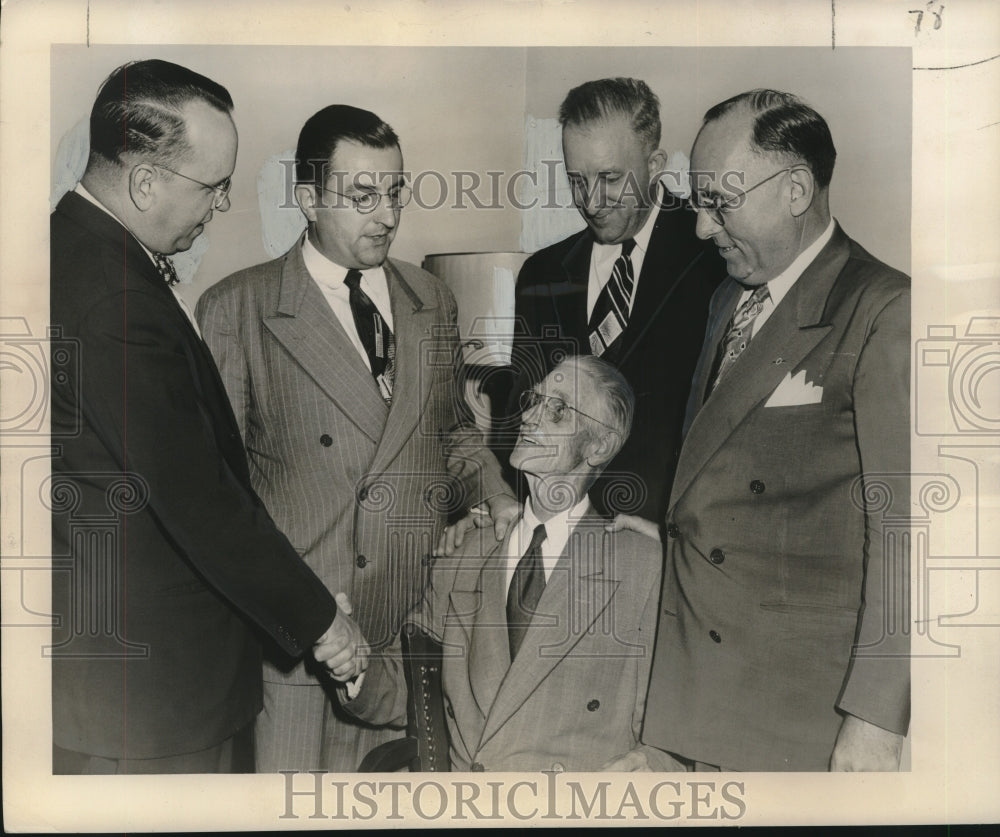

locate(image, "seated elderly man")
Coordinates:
340 355 676 771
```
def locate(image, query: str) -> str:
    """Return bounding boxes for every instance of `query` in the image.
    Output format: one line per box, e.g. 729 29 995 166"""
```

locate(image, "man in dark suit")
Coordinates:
49 60 362 774
626 90 910 771
506 77 725 520
197 105 518 772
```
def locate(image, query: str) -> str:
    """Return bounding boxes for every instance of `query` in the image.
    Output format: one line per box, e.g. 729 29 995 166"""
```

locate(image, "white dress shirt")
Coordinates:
586 201 660 320
301 236 394 371
73 184 203 337
504 494 593 594
739 218 836 338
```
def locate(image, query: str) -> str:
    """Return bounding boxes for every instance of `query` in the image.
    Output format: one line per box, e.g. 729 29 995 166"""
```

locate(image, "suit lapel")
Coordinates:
616 203 711 366
670 227 851 507
478 512 620 749
449 535 511 719
366 259 439 476
263 241 388 444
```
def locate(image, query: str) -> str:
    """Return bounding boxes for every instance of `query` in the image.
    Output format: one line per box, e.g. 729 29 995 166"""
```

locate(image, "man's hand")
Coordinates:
604 514 662 542
434 496 522 556
829 713 904 771
484 493 520 542
600 748 654 772
313 592 369 682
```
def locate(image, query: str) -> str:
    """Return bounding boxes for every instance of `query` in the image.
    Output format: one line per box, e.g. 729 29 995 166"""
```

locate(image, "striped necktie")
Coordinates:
588 238 636 358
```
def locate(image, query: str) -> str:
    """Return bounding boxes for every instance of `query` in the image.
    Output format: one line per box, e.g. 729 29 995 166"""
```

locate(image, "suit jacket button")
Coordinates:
471 761 485 772
750 479 765 494
710 630 722 643
587 699 600 711
356 554 368 568
666 523 680 538
320 434 333 447
709 548 725 565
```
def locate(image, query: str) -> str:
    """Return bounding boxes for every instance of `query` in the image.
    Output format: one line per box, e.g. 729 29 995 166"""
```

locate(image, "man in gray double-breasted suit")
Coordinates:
197 105 517 772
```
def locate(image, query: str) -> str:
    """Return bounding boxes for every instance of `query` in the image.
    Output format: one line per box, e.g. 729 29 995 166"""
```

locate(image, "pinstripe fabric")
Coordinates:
196 238 509 771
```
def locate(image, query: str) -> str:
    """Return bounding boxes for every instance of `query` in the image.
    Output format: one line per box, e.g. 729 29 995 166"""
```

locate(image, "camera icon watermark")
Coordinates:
915 317 1000 436
0 318 80 436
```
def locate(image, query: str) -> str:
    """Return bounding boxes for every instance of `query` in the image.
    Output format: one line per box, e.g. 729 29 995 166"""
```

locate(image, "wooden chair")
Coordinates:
357 622 450 772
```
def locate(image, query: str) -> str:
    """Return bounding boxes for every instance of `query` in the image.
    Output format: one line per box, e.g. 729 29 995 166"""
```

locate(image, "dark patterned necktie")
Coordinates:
588 238 636 357
708 283 771 395
506 523 547 661
154 253 178 286
344 269 395 402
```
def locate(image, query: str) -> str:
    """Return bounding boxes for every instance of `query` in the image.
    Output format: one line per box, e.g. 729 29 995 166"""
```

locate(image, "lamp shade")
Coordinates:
422 251 530 366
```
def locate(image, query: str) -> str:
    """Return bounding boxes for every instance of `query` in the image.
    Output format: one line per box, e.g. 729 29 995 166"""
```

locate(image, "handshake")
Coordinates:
313 592 369 681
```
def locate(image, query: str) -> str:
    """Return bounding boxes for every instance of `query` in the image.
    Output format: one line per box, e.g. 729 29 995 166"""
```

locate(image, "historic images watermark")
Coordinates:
279 770 747 823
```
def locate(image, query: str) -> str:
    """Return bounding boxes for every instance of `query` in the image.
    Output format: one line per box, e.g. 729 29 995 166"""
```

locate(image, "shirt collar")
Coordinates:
593 197 659 262
520 493 593 556
761 217 836 307
302 234 386 290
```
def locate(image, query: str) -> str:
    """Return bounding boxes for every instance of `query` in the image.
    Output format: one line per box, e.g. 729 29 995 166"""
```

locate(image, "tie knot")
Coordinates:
528 523 547 552
154 253 178 287
619 239 637 258
344 268 363 290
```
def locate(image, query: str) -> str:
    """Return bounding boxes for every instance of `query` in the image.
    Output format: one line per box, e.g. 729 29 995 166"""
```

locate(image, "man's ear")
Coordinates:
646 147 668 197
295 183 319 223
585 429 623 468
129 164 157 211
788 166 816 218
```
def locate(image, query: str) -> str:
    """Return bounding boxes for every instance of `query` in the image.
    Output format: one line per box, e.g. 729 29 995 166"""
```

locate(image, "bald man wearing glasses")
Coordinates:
341 356 679 772
196 104 516 772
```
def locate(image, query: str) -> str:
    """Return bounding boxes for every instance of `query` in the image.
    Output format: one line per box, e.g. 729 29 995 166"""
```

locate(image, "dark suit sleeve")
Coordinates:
78 286 337 656
835 287 910 735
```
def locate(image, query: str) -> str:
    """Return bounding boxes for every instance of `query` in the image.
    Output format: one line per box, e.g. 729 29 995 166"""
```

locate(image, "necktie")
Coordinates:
708 283 771 394
154 253 178 286
588 238 636 358
506 523 547 661
344 269 395 402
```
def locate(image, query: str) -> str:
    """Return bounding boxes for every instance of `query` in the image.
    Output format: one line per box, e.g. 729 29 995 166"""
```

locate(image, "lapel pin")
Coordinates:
773 357 784 365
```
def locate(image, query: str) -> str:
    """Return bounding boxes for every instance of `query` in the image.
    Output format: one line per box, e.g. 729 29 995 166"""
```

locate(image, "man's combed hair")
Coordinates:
295 105 400 186
704 89 837 188
560 355 635 441
558 77 661 152
89 59 234 166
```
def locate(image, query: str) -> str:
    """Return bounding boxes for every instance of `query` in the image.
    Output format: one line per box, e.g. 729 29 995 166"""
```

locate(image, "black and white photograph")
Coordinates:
1 0 998 829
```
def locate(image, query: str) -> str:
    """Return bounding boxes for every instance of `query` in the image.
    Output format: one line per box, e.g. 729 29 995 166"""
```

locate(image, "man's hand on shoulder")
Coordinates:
829 713 904 771
604 514 662 542
434 496 522 557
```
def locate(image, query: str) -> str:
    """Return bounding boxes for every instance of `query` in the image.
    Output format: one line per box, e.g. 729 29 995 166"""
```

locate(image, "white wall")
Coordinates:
51 45 911 313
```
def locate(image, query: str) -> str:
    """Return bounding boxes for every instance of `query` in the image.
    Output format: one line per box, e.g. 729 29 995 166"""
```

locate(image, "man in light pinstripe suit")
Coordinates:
197 105 518 772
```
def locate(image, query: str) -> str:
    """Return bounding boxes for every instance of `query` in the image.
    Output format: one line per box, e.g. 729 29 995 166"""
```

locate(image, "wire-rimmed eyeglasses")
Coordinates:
318 183 413 214
153 163 232 209
687 164 805 227
519 389 616 430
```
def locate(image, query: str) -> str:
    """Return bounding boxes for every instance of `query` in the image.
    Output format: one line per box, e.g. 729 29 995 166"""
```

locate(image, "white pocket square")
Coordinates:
765 370 823 407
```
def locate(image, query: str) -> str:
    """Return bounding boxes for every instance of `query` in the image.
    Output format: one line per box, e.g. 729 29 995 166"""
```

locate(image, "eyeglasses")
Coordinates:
154 164 232 209
318 183 413 214
519 389 616 430
687 165 804 227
